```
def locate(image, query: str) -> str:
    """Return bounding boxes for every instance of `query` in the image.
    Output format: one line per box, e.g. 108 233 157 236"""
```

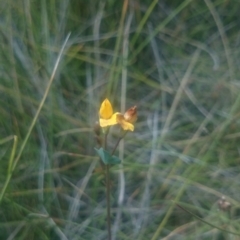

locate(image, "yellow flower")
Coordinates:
117 106 137 131
99 99 137 131
99 98 119 127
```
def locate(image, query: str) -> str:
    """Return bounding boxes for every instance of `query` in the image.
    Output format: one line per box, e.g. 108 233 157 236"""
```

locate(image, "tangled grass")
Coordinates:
0 0 240 239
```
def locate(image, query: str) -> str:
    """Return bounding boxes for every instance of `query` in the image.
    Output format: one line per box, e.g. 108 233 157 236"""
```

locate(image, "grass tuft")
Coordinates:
1 1 240 239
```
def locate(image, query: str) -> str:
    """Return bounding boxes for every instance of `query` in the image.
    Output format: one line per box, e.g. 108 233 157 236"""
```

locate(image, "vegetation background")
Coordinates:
0 0 240 239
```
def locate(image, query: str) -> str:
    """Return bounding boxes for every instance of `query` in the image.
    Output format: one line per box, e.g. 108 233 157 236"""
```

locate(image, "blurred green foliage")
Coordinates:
1 0 240 239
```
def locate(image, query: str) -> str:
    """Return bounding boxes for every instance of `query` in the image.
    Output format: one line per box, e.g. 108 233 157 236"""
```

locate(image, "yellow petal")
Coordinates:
120 121 134 131
117 114 134 131
99 112 119 127
99 98 113 119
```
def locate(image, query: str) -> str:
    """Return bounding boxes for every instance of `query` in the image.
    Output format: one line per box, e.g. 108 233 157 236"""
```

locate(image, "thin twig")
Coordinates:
175 203 240 236
105 130 127 240
106 164 112 240
104 132 112 240
111 131 127 156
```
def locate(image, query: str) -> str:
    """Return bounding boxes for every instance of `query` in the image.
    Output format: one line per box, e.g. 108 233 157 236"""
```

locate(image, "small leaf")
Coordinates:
109 155 121 164
95 148 121 165
94 147 110 164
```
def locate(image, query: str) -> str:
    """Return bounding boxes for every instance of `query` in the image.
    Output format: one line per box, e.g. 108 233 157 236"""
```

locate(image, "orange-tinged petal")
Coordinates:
99 112 119 127
99 98 113 119
124 106 137 123
117 114 134 131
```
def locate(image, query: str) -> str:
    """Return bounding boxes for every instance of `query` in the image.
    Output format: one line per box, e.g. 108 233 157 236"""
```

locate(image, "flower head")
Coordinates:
99 98 119 128
117 106 137 131
98 99 137 131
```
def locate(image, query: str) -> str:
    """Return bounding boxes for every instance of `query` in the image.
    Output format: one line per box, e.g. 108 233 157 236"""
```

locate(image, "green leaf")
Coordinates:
110 155 121 164
94 148 121 165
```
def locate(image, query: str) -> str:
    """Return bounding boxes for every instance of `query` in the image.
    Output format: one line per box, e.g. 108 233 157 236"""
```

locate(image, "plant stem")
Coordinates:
104 132 112 240
106 164 111 240
0 135 18 203
111 131 127 156
104 130 127 240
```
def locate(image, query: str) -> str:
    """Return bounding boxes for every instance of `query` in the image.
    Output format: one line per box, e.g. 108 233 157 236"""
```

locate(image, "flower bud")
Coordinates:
218 196 231 212
124 106 137 123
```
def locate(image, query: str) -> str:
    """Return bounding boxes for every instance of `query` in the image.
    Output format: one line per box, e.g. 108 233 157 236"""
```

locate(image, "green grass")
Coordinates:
1 0 240 239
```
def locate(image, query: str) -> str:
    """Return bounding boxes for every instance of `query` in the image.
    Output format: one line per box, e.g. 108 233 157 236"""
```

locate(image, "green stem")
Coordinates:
104 130 128 240
111 131 127 156
104 132 112 240
0 135 18 203
106 164 111 240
